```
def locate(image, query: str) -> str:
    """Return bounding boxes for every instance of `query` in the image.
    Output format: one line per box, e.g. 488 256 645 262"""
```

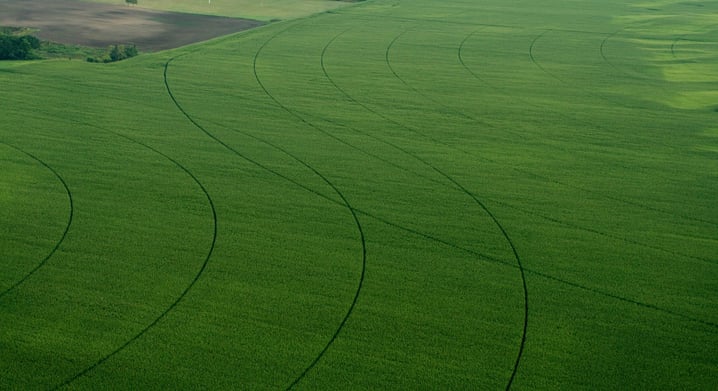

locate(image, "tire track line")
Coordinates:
164 29 367 389
0 142 74 300
317 30 456 188
599 29 635 78
164 56 337 205
531 29 674 111
250 26 367 390
197 112 449 192
169 29 715 391
324 31 529 390
384 29 513 134
530 29 636 106
599 29 662 82
487 196 715 265
52 130 217 389
30 106 717 335
209 30 447 191
337 29 715 271
330 29 713 265
168 48 717 336
367 204 718 328
383 29 528 389
353 205 718 330
322 30 509 176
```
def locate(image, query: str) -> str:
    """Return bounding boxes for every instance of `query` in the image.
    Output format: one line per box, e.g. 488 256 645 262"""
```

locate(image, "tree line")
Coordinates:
86 44 138 63
0 30 139 62
0 33 41 60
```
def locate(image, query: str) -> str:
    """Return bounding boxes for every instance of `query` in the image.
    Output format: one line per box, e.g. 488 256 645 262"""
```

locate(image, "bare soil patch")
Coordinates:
0 0 264 51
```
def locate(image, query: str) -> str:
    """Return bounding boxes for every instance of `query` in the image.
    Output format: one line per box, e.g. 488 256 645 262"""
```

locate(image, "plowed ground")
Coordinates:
0 0 263 51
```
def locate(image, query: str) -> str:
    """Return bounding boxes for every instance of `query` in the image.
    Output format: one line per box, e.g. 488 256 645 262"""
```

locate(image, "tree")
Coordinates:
126 0 138 5
123 44 138 58
0 34 40 60
21 35 40 50
109 44 124 62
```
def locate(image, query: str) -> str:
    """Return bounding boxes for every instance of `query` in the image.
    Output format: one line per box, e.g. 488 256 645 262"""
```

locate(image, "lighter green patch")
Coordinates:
663 63 718 82
80 0 354 21
662 90 718 109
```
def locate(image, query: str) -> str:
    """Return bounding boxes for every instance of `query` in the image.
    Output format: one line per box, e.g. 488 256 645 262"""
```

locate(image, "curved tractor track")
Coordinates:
52 128 218 389
165 35 368 388
384 30 508 133
383 30 529 389
599 28 663 82
320 27 530 389
458 28 718 329
163 14 716 390
0 142 74 300
252 29 368 388
339 24 717 381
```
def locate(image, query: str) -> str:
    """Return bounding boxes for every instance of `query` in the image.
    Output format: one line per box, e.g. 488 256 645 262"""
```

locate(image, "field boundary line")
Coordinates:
0 142 74 300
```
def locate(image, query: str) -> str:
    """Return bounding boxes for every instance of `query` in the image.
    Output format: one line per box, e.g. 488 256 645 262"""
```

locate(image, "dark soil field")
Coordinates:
0 0 264 51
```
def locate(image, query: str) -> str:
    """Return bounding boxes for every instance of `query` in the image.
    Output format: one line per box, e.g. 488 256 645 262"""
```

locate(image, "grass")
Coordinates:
38 42 109 61
80 0 355 21
1 0 716 389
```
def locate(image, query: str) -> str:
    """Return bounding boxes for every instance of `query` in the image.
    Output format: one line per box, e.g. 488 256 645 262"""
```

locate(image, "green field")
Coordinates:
1 0 717 389
81 0 353 21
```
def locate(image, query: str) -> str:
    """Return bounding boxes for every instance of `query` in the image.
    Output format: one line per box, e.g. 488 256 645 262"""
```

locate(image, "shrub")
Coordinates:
87 44 138 63
0 34 41 60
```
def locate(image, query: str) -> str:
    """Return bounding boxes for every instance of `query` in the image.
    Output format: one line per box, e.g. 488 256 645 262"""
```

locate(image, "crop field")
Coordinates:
81 0 353 21
1 0 717 389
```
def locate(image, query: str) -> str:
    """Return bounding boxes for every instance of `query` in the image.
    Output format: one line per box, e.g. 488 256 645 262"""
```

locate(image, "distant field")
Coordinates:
1 0 716 389
81 0 354 21
0 0 264 52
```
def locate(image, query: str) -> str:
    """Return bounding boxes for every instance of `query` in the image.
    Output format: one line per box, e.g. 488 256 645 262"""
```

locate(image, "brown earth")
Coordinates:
0 0 264 51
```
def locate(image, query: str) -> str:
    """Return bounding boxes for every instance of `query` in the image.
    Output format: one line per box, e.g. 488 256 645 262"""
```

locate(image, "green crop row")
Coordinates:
1 0 716 389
